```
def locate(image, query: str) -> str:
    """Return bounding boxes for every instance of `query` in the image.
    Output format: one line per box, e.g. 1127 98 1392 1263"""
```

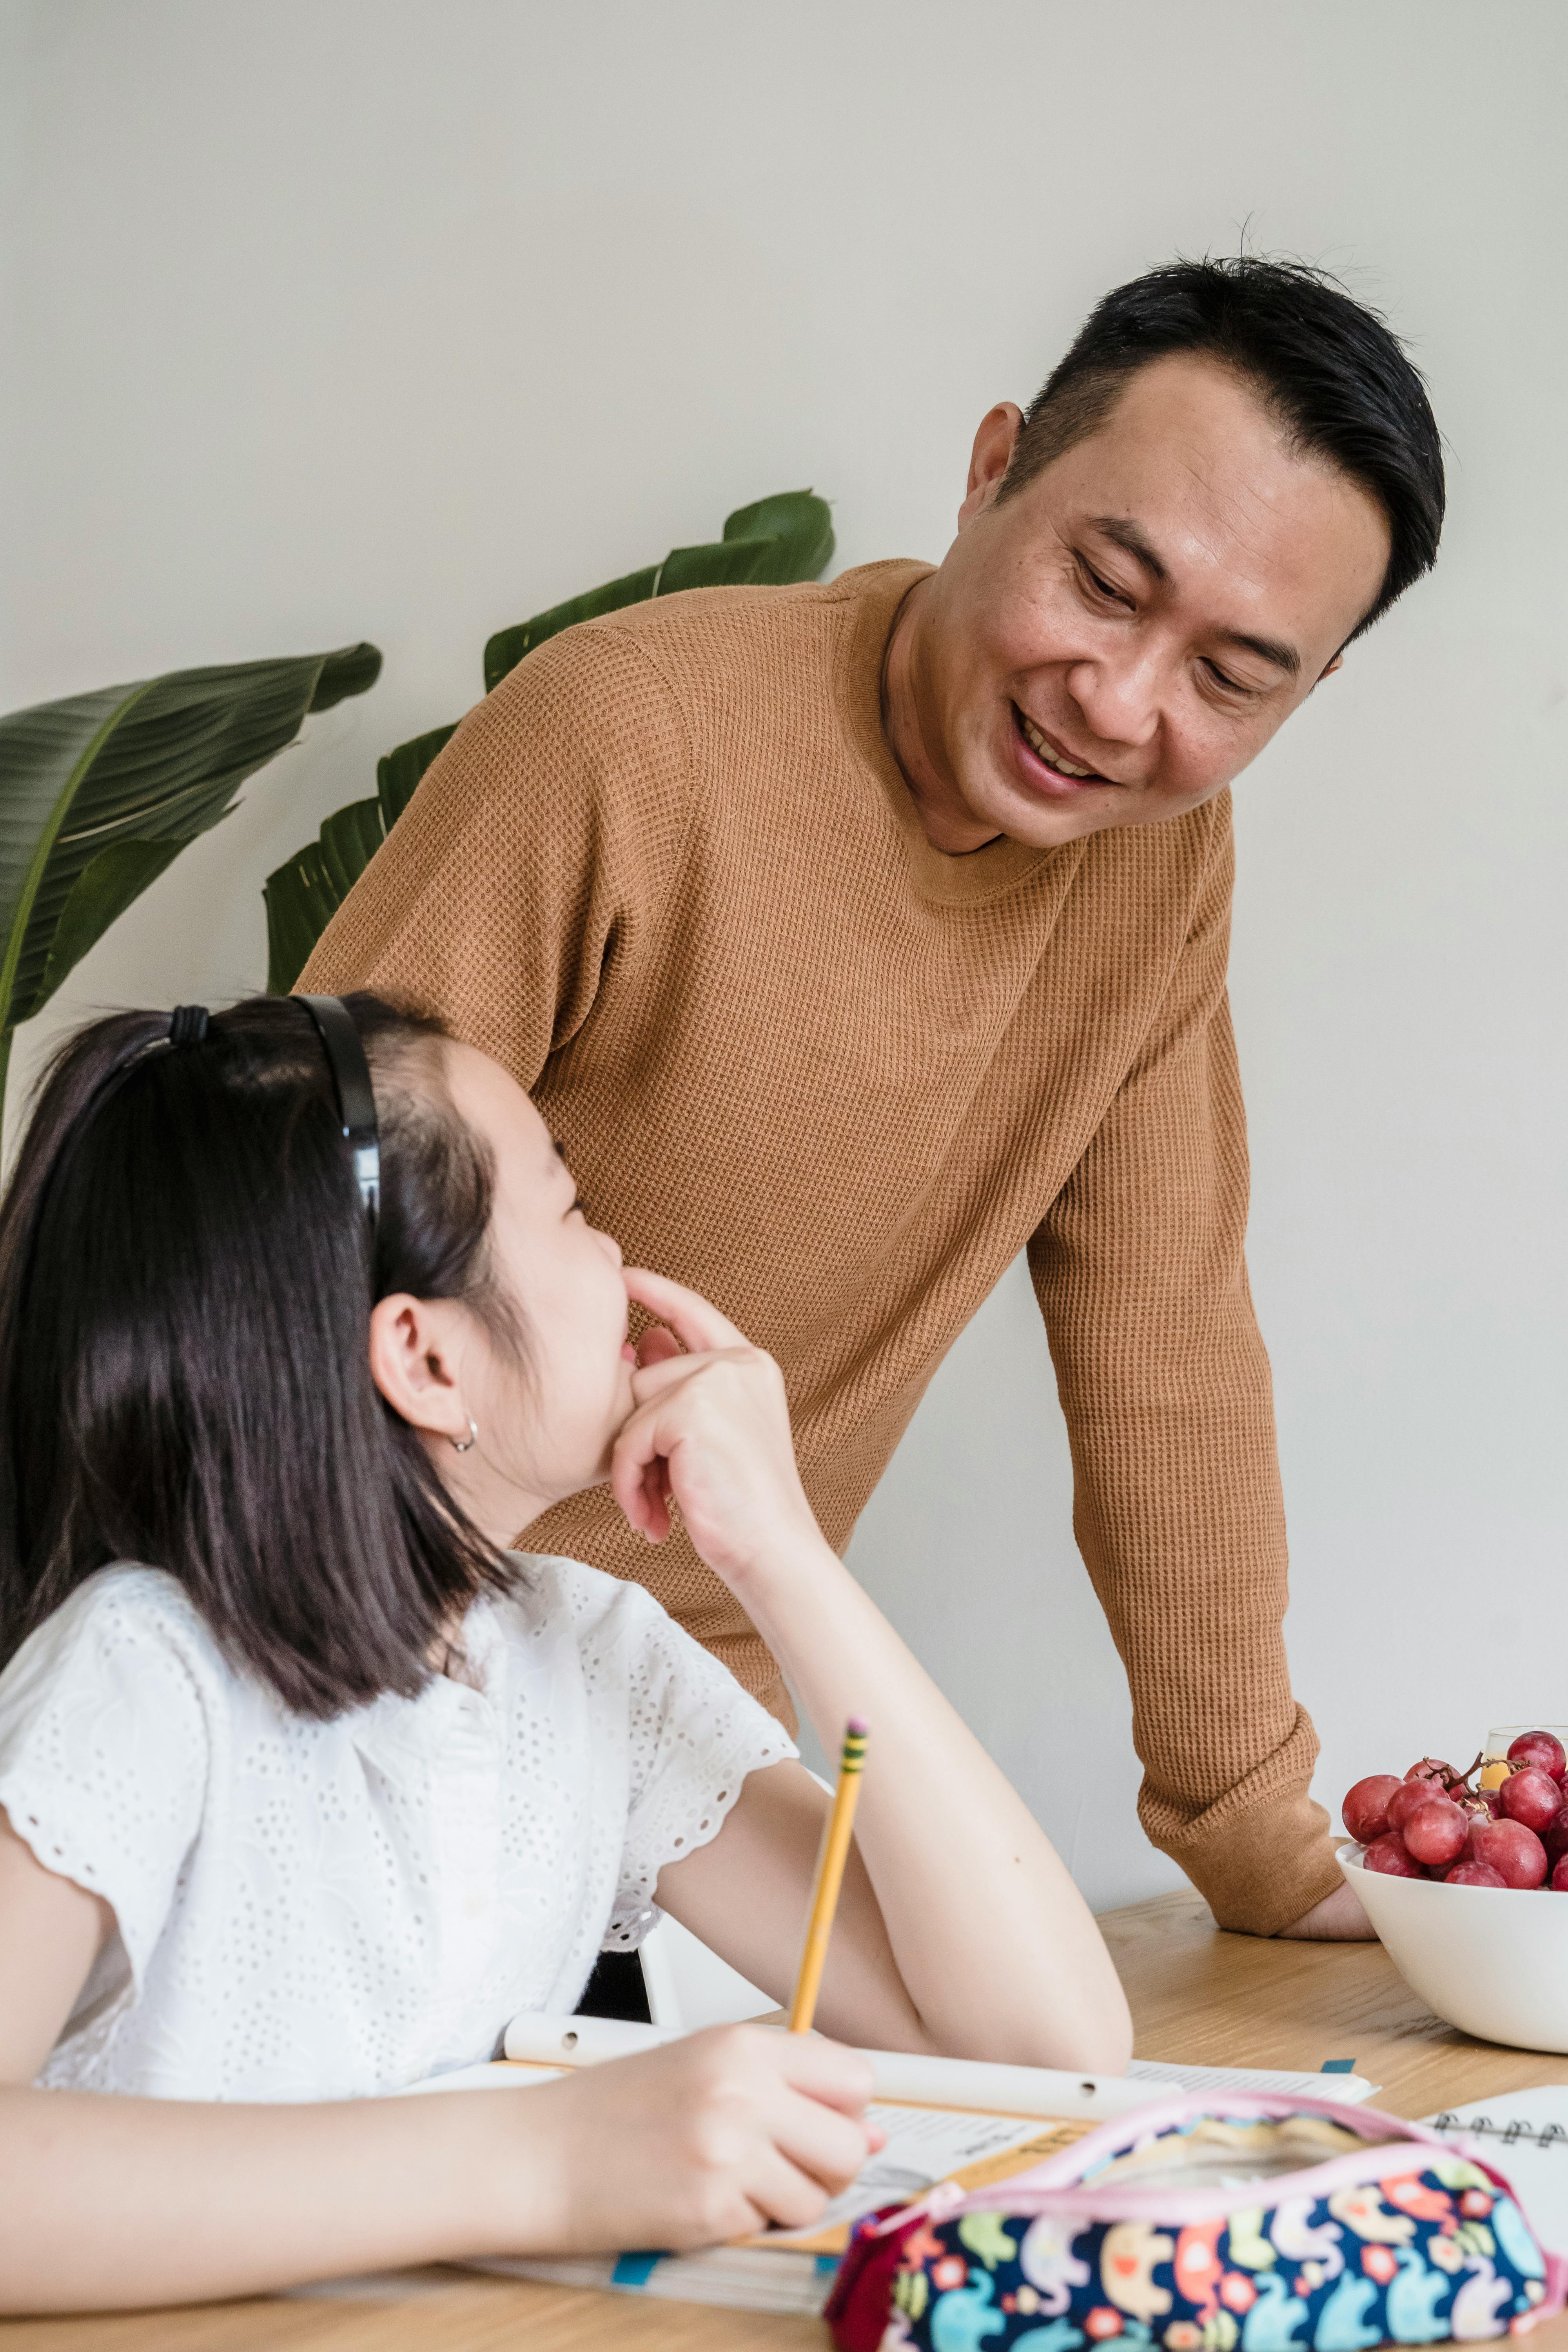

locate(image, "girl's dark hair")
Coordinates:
0 993 517 1717
1000 255 1445 644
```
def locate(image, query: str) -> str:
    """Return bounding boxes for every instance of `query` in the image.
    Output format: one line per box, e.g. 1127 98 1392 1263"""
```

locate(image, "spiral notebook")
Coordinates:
1425 2091 1568 2254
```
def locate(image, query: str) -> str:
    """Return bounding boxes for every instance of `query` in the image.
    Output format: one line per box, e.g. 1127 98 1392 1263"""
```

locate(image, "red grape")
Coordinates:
1403 1796 1469 1867
1552 1856 1568 1893
1467 1817 1548 1889
1501 1766 1562 1834
1508 1732 1567 1785
1387 1779 1443 1835
1404 1757 1458 1788
1342 1774 1404 1844
1363 1831 1424 1878
1545 1805 1568 1864
1446 1860 1508 1888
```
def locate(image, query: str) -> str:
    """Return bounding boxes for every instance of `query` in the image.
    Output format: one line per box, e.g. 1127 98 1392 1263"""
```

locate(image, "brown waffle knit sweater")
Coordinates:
302 559 1340 1935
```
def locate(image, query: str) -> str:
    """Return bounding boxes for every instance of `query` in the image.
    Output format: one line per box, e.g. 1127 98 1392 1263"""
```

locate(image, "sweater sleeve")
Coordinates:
298 620 693 1082
1027 799 1341 1937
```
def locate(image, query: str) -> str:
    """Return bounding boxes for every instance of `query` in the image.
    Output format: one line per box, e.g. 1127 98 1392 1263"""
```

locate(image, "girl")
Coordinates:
0 993 1130 2312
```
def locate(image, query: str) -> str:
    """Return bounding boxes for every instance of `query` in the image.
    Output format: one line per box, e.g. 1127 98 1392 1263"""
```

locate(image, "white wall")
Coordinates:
4 0 1564 1912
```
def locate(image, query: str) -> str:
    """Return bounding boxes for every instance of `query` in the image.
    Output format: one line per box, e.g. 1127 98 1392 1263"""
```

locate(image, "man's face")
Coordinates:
897 353 1393 851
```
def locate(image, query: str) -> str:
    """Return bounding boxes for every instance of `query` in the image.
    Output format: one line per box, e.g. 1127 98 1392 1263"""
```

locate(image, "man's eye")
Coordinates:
1203 659 1253 696
1077 557 1130 606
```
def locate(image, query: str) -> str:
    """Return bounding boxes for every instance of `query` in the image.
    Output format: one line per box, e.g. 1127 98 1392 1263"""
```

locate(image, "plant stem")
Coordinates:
0 1026 11 1167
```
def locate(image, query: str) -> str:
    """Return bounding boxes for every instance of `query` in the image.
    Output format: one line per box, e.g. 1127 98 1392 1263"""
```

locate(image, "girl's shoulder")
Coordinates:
0 1569 233 1931
0 1566 239 1773
508 1551 673 1639
499 1552 711 1684
498 1554 791 1759
0 1564 230 1705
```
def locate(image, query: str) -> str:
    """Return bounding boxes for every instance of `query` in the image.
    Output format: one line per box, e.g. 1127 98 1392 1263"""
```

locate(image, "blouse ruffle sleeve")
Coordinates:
598 1584 796 1951
0 1570 212 1991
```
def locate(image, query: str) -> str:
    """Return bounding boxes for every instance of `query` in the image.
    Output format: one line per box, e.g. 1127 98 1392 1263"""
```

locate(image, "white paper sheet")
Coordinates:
1129 2057 1376 2102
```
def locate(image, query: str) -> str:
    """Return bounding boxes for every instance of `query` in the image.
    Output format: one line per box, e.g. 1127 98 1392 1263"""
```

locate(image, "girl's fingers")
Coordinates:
622 1267 748 1357
610 1397 681 1539
628 1350 719 1404
766 2091 873 2202
743 2144 844 2233
635 1322 682 1371
775 2033 877 2118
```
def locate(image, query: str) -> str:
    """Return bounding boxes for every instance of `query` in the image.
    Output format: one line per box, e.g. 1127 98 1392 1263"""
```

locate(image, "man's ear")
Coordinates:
368 1292 472 1443
958 403 1024 527
1314 651 1346 687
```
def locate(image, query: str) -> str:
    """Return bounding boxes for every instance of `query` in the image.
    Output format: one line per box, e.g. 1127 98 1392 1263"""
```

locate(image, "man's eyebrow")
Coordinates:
1088 515 1300 677
1088 515 1171 584
1215 626 1300 679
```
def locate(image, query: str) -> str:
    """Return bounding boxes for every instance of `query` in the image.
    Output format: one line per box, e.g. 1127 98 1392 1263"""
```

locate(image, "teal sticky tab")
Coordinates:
816 2254 841 2275
1320 2058 1357 2073
612 2251 664 2285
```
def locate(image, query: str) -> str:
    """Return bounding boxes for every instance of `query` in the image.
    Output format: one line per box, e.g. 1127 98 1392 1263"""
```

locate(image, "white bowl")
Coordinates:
1340 1846 1568 2053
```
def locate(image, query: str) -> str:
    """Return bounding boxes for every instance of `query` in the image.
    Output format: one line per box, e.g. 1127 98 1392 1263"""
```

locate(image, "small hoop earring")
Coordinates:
450 1416 478 1454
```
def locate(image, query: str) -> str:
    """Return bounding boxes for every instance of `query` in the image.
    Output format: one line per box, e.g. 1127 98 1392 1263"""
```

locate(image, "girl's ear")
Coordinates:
368 1293 473 1444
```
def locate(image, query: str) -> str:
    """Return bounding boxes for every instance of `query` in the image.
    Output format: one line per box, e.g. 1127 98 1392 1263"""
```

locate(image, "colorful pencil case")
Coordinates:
824 2091 1567 2351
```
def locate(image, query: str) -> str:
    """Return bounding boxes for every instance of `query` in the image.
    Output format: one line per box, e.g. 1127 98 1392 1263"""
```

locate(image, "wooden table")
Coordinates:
15 1889 1568 2350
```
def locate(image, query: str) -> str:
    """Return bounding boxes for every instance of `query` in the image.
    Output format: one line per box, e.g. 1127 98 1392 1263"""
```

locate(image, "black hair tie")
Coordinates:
169 1004 210 1049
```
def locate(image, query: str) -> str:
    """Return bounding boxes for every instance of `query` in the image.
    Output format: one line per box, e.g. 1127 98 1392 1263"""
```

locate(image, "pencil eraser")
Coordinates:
846 1716 869 1737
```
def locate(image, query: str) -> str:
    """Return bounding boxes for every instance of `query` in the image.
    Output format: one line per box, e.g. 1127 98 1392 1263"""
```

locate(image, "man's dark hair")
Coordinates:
1001 256 1445 643
0 992 519 1717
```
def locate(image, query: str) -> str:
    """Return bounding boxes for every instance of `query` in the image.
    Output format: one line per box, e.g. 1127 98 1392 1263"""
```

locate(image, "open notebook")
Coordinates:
428 2015 1375 2318
1425 2091 1568 2258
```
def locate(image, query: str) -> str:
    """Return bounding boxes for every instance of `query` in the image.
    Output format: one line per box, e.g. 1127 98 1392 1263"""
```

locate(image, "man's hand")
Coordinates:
1276 1881 1377 1941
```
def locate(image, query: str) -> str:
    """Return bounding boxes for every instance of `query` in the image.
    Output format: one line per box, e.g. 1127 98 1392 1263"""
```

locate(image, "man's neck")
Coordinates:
879 575 1004 856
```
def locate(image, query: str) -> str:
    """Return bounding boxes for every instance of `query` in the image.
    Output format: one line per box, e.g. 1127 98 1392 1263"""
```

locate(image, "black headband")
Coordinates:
298 995 380 1224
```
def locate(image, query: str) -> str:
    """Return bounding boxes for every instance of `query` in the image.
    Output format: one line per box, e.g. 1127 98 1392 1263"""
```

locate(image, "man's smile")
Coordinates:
1011 702 1118 793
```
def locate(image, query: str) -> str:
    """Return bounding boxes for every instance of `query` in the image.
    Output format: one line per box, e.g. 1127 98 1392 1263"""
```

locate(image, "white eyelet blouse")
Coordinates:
0 1559 793 2102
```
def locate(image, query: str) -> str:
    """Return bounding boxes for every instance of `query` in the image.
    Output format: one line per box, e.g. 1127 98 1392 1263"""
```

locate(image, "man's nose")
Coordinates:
1063 648 1164 752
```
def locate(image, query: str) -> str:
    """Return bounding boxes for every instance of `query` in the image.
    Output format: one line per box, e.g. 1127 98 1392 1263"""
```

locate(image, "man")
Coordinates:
303 257 1443 1939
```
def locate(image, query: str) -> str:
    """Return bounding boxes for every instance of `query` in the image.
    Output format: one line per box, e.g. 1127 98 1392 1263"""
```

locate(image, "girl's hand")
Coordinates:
612 1269 824 1589
526 2024 878 2252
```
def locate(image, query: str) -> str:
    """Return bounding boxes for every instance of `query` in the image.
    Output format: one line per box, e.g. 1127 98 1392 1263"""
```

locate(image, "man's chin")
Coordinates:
962 774 1123 851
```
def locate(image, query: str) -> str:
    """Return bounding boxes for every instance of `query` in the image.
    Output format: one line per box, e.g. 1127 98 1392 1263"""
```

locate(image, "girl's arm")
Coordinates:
0 1815 874 2311
615 1269 1134 2076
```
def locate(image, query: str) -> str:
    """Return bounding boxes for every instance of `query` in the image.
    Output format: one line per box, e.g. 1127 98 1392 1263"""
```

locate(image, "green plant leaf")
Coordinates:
377 721 458 829
266 487 836 994
263 719 464 995
482 488 833 692
481 564 663 696
0 643 381 1039
719 488 836 575
263 797 383 996
40 836 189 1002
263 840 335 1000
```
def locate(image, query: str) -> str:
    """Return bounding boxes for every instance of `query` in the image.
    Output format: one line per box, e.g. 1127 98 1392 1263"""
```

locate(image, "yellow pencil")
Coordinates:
789 1717 869 2034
